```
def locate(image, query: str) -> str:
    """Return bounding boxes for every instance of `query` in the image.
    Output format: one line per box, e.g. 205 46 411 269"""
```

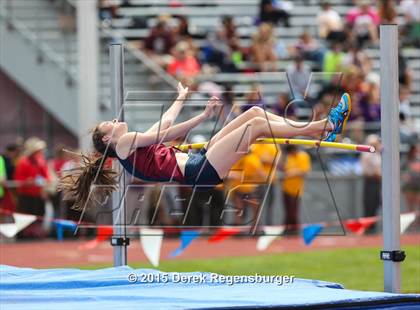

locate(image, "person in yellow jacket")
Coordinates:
226 150 266 226
250 143 280 225
280 145 311 234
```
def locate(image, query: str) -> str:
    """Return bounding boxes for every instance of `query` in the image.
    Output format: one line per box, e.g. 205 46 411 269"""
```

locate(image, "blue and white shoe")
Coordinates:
323 93 352 142
323 131 337 142
329 93 352 135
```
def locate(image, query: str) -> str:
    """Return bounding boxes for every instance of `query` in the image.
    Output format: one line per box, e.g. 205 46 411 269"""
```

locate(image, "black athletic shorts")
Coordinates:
184 147 223 189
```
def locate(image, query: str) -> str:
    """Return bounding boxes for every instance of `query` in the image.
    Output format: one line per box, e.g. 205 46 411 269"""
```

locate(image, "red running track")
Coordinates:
1 234 419 268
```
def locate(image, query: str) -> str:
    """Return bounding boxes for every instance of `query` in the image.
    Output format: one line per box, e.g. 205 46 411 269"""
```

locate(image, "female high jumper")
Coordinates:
61 83 351 210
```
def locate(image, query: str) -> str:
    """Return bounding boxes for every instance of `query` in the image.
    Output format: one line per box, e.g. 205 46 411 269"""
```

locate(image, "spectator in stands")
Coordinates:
398 51 414 90
57 0 76 34
360 134 381 234
250 23 278 72
272 93 296 119
14 137 51 239
173 16 199 56
344 70 367 143
377 0 397 24
217 84 236 123
293 31 325 70
399 86 418 145
316 1 346 43
0 155 6 212
401 0 420 47
167 41 201 84
1 144 20 182
98 0 118 27
401 143 420 229
286 55 311 99
346 0 379 47
144 17 175 67
174 15 191 38
399 85 413 123
0 144 21 218
225 150 266 226
341 67 366 138
359 73 381 129
280 145 311 234
251 143 279 225
322 42 345 80
259 0 291 27
241 84 267 112
343 44 372 76
202 16 242 73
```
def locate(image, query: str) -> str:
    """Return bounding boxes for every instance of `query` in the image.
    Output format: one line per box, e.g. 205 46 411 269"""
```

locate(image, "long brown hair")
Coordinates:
59 126 119 211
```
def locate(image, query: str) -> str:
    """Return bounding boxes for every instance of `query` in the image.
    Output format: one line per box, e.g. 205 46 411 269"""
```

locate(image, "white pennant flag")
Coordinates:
0 213 37 238
256 226 285 251
401 213 416 234
140 228 164 267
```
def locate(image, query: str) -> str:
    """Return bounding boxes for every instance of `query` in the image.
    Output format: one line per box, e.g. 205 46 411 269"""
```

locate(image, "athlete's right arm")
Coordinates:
144 82 189 134
116 97 220 159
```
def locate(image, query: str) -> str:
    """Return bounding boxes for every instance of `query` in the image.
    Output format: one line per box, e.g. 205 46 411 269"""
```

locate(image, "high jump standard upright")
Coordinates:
380 24 404 293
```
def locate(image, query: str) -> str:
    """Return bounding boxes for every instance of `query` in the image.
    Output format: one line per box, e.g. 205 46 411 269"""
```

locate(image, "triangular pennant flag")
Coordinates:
96 226 113 241
170 230 200 257
0 224 18 238
302 224 324 245
54 219 77 241
401 213 416 234
0 213 37 238
208 227 242 243
140 228 164 267
345 217 376 235
256 226 285 251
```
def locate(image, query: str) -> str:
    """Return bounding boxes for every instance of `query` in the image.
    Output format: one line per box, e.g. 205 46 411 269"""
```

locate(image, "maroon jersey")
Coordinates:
117 144 185 183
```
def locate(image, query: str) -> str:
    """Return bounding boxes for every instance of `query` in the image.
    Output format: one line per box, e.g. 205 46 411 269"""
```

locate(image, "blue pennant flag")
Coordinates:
302 224 324 245
54 219 78 241
170 230 200 257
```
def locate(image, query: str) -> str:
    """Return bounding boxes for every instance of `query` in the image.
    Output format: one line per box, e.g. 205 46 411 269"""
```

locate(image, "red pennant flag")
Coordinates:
345 217 377 235
208 227 242 243
96 226 113 241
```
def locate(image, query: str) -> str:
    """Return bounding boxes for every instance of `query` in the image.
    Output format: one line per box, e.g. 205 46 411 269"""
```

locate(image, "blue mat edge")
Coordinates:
1 264 419 310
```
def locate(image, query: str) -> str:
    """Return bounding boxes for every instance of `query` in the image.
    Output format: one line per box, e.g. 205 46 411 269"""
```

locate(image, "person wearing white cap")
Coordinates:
14 137 51 239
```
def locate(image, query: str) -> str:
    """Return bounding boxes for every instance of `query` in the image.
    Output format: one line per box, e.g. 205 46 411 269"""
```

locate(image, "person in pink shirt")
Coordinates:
167 41 201 80
346 0 379 47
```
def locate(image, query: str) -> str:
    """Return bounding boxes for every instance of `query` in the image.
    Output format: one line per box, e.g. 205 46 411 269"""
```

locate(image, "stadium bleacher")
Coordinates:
107 0 420 124
3 0 420 135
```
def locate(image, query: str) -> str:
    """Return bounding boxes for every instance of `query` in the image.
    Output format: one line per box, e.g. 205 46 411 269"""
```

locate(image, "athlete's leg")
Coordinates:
205 116 329 179
206 106 330 149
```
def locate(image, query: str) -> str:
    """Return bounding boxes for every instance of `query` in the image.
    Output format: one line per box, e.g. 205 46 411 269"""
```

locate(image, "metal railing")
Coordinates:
1 1 77 83
65 0 178 90
101 27 178 89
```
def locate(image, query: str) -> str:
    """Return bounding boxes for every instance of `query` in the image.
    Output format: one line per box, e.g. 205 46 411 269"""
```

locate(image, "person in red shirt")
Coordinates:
167 41 201 79
14 137 51 239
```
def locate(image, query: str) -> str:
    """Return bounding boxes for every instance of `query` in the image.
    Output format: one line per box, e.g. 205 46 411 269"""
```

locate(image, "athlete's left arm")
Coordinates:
145 82 188 134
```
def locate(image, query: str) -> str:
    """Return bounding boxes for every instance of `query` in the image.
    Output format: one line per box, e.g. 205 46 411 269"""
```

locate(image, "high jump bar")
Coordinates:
178 138 376 153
